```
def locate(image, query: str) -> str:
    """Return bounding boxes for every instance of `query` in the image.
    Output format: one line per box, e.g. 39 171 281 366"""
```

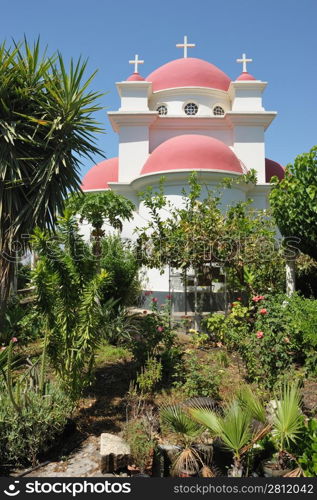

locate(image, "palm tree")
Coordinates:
0 39 104 320
160 404 205 476
188 392 269 476
271 383 303 468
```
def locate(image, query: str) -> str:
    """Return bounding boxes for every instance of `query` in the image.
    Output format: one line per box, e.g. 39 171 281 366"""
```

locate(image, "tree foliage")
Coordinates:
0 38 104 316
31 212 111 398
270 146 317 260
137 173 284 296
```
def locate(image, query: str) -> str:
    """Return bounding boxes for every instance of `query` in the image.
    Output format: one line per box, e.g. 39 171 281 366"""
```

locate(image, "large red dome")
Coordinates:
81 157 118 191
141 135 243 176
146 58 231 92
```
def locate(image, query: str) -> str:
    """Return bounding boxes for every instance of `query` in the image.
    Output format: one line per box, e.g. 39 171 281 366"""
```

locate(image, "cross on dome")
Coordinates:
176 35 196 58
236 53 253 73
129 54 144 73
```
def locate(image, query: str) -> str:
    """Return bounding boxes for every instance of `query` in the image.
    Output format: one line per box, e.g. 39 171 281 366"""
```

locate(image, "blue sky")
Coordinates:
2 0 317 177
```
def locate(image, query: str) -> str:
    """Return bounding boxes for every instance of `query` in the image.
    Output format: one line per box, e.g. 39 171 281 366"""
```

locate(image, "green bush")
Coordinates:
176 351 221 399
136 357 162 394
124 418 154 472
0 381 73 466
100 236 141 307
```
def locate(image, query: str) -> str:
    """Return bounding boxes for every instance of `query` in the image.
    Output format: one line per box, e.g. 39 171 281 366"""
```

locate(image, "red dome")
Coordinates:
265 158 285 182
146 58 231 92
141 135 243 176
81 158 118 191
127 72 145 81
236 72 256 81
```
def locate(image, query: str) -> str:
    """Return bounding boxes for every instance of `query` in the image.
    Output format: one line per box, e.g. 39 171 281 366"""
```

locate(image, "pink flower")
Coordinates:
252 295 265 303
166 294 172 300
152 297 158 303
144 290 153 296
259 308 267 315
11 337 18 343
157 326 164 332
237 297 242 301
256 331 264 339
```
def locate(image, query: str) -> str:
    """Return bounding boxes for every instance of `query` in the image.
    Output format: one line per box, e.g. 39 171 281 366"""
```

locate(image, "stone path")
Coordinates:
25 436 124 478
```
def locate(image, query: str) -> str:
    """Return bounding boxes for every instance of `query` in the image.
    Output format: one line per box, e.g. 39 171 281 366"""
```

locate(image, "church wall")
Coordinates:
232 125 266 183
149 89 230 117
149 128 232 152
118 125 150 182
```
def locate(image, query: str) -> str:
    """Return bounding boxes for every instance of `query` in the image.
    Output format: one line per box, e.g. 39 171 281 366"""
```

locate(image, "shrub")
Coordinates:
177 351 221 399
100 236 141 307
136 357 162 394
124 418 154 472
0 381 73 466
31 213 112 399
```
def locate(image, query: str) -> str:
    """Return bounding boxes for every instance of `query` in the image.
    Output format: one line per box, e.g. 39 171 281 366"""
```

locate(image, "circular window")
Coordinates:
184 102 198 115
157 104 168 116
213 105 225 116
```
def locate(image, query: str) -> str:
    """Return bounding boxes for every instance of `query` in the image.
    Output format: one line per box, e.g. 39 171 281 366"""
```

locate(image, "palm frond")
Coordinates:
160 404 203 442
272 383 303 451
237 386 266 423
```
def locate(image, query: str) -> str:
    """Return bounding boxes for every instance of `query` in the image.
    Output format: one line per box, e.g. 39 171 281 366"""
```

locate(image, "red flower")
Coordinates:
166 294 172 300
144 290 153 296
11 337 18 343
259 308 267 315
256 331 264 339
252 295 265 303
157 326 164 332
152 297 158 303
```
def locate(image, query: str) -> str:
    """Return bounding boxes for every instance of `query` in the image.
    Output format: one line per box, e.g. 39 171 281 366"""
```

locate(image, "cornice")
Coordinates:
225 112 277 130
107 111 158 132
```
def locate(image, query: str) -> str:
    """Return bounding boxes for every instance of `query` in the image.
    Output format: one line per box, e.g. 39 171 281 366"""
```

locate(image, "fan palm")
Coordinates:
160 404 205 476
188 397 269 476
0 38 104 320
272 383 303 453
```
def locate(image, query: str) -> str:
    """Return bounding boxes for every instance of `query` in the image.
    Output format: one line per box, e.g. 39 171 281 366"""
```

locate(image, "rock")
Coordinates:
100 433 130 473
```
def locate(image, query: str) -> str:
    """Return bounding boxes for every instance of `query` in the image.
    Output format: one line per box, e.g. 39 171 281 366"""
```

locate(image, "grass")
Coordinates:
96 342 132 365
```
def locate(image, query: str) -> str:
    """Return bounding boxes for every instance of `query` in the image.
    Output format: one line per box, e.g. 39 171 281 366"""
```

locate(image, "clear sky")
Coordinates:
2 0 317 177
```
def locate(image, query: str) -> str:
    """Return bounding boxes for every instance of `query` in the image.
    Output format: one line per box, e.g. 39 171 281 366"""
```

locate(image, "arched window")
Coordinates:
184 102 198 115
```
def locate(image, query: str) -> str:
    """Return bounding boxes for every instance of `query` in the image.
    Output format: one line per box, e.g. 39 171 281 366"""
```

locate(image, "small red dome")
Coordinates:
146 58 231 92
126 72 145 81
141 135 243 176
265 158 285 182
81 158 118 191
236 72 256 81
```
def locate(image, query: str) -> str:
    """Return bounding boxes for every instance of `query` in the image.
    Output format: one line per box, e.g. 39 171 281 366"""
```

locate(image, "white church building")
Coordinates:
81 37 284 311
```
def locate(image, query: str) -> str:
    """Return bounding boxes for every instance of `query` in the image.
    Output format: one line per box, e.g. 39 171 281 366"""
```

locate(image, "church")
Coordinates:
81 37 285 310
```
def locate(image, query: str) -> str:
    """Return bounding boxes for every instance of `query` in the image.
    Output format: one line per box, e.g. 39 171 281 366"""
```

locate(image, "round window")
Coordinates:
157 105 168 116
184 102 198 115
213 105 225 116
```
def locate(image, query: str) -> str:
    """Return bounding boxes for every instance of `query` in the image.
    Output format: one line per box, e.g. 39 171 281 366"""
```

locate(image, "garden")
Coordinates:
1 40 317 479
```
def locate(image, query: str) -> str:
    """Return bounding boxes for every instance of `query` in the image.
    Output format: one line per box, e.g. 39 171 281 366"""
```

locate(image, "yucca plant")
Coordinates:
31 212 112 399
0 38 104 321
160 404 205 476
